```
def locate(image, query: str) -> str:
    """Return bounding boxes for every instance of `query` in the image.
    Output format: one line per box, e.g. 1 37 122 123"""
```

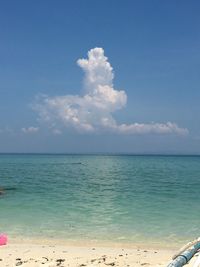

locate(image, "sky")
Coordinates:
0 0 200 154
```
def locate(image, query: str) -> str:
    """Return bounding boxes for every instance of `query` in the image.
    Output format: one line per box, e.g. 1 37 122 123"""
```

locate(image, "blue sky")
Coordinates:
0 0 200 153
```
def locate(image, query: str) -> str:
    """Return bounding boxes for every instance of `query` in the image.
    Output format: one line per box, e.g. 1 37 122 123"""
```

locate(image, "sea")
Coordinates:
0 154 200 247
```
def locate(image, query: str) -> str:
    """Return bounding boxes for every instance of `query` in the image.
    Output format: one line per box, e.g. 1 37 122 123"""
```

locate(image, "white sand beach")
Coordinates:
0 241 180 267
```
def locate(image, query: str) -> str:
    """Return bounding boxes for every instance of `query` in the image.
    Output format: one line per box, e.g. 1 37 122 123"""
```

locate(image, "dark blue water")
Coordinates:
0 154 200 246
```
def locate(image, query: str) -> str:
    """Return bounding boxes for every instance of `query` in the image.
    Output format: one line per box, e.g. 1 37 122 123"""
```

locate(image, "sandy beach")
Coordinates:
0 241 180 267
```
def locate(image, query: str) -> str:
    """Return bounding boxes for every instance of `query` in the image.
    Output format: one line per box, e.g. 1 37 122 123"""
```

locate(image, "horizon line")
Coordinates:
0 152 200 157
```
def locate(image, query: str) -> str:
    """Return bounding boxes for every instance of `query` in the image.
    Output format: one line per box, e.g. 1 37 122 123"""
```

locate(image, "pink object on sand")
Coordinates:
0 234 8 246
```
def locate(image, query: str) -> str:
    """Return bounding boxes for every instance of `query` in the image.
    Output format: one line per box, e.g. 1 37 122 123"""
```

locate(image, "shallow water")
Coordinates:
0 154 200 246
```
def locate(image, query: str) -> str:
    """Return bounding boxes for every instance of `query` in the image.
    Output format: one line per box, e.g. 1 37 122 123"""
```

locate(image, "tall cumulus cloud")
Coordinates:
34 48 188 135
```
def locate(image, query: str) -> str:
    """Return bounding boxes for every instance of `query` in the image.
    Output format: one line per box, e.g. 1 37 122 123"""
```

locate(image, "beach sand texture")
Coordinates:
1 243 197 267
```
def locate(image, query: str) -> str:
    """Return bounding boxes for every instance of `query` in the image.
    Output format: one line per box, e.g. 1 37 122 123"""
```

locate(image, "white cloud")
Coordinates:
110 122 188 135
22 127 39 134
33 47 188 136
52 129 62 135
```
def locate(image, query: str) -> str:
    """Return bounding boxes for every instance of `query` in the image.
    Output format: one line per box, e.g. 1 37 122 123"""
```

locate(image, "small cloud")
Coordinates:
22 126 39 134
33 47 188 136
111 122 188 135
52 129 62 135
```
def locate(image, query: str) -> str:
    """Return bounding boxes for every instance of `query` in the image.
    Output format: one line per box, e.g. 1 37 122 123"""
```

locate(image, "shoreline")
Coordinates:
8 236 183 250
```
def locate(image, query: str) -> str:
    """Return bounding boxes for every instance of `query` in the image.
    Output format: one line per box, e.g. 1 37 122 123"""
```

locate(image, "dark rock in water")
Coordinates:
4 187 17 191
0 187 17 196
0 188 5 195
0 187 17 194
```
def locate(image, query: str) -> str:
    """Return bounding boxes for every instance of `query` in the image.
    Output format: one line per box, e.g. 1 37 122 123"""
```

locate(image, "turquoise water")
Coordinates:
0 154 200 246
